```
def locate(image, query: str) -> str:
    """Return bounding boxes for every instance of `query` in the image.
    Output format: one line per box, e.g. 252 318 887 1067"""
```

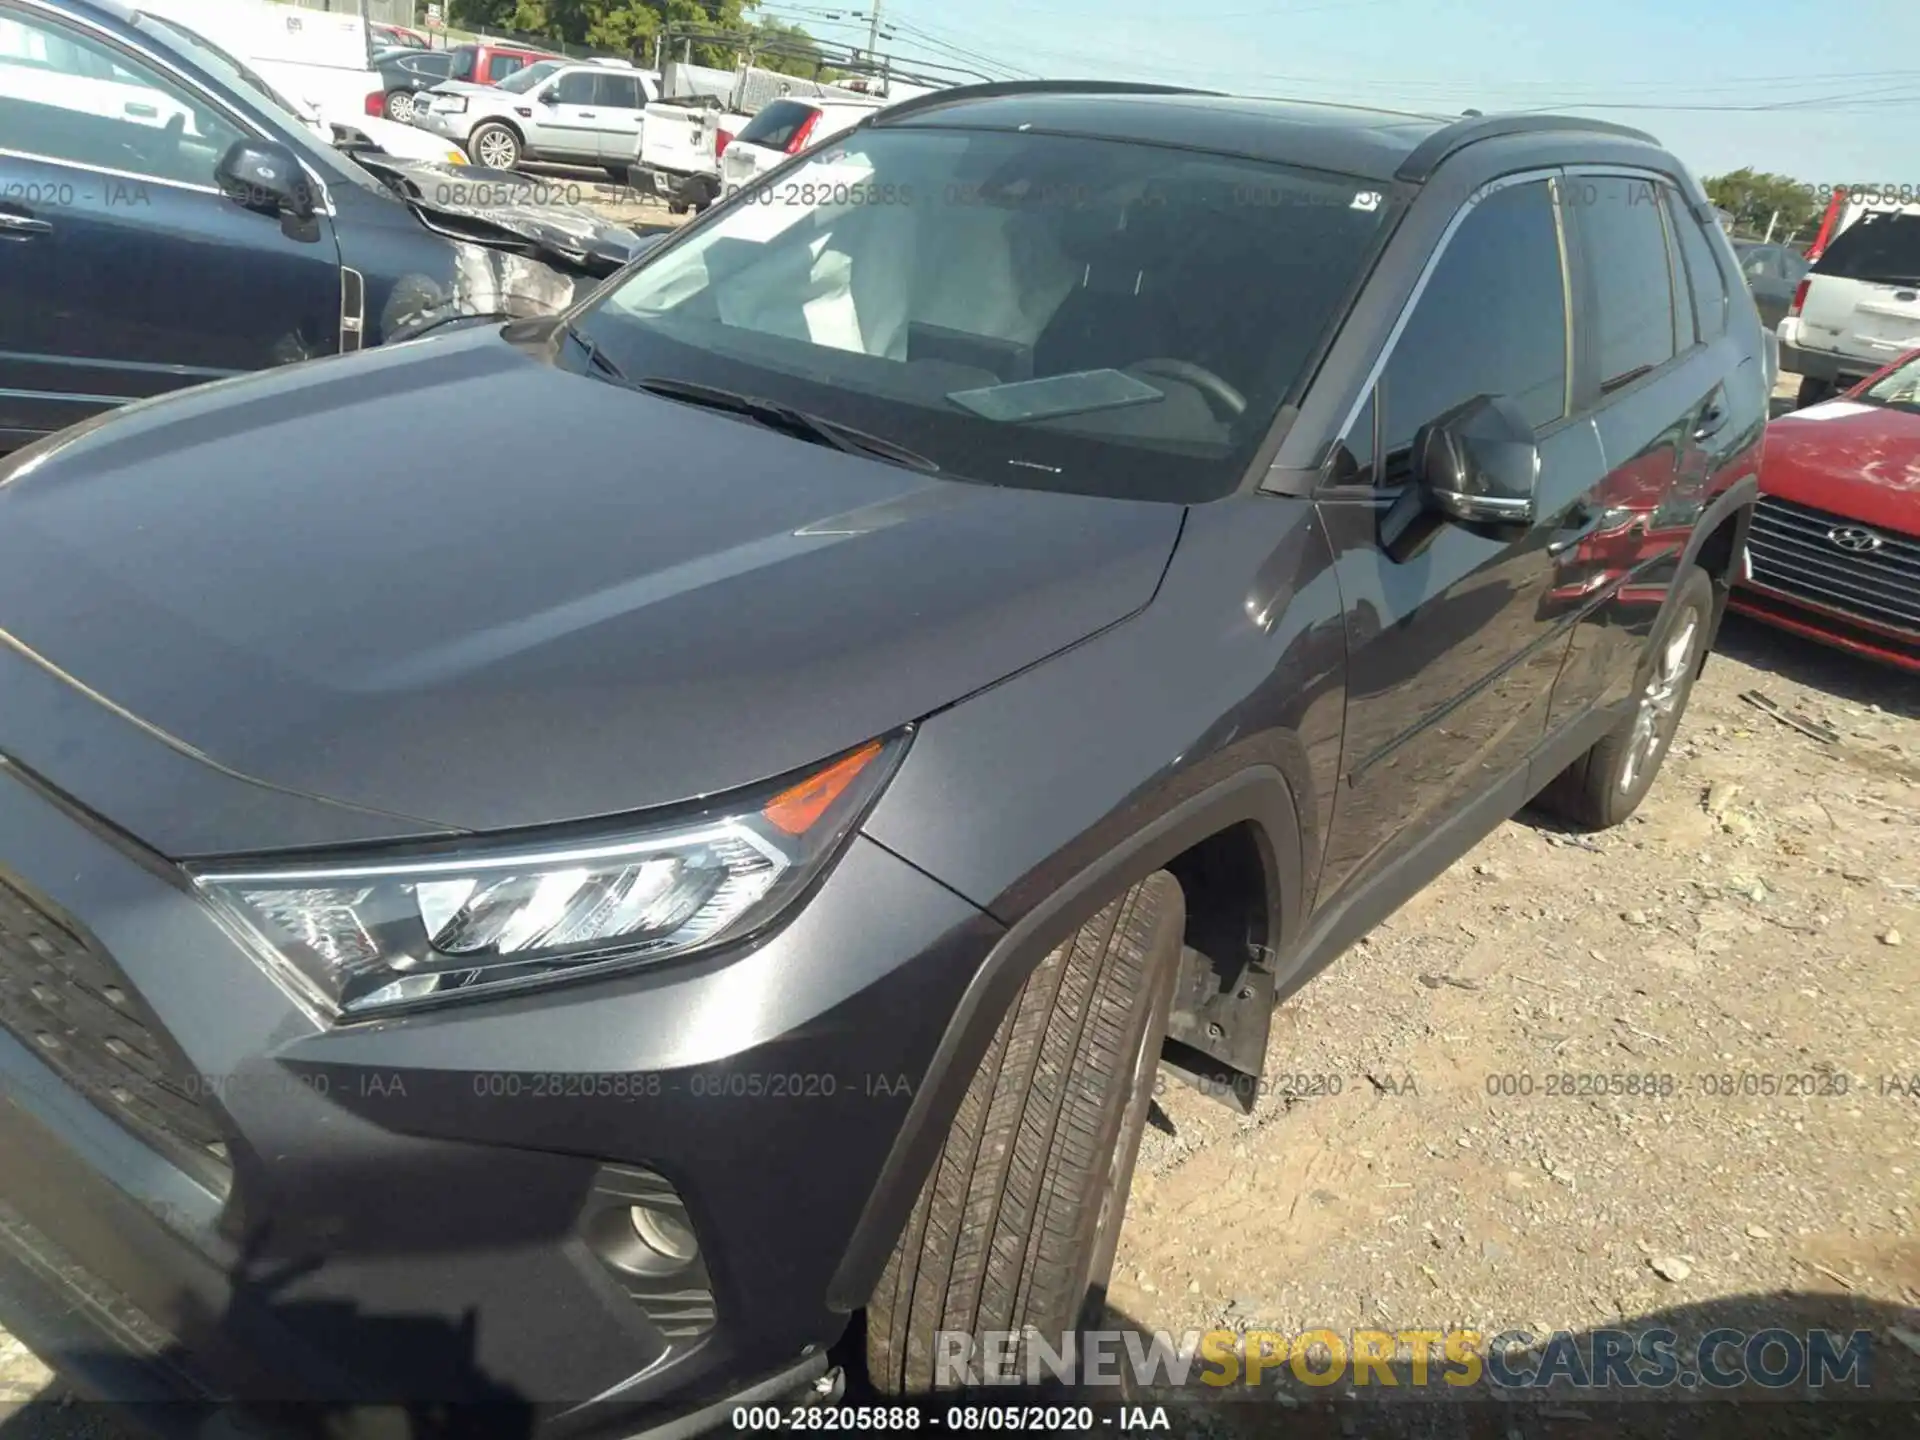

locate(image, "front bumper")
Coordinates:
414 107 462 141
1730 579 1920 672
0 758 1000 1428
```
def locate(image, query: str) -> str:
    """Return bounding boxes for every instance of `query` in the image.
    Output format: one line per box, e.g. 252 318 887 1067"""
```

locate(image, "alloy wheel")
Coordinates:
1620 610 1699 794
474 128 518 169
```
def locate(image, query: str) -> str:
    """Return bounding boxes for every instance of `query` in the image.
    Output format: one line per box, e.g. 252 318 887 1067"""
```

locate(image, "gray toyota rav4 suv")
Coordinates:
0 81 1763 1433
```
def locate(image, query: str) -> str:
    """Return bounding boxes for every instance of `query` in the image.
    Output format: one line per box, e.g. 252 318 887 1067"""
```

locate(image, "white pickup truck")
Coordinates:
627 93 747 213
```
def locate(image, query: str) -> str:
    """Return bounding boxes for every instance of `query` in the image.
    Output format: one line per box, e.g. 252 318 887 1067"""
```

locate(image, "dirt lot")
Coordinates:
1110 605 1918 1423
3 354 1915 1432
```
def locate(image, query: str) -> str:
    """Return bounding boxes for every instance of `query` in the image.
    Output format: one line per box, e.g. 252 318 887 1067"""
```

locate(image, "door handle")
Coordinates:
124 101 159 118
578 111 596 117
0 212 52 238
1693 404 1726 441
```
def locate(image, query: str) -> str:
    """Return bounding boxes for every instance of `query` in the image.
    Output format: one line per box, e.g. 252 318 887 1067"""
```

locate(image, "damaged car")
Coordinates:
0 79 1763 1431
0 0 646 449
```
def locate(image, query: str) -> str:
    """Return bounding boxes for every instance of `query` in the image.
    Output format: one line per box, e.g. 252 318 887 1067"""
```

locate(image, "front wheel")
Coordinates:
1536 565 1713 830
468 122 521 171
867 872 1185 1395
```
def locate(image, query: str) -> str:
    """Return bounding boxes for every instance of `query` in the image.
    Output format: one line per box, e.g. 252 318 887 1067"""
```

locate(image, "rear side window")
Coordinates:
1815 212 1920 285
492 54 525 80
595 72 641 109
737 99 820 150
1577 176 1678 391
1375 179 1569 484
1668 191 1728 344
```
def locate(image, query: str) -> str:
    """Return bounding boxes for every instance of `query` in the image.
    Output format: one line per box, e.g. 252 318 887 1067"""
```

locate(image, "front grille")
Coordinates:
0 872 231 1192
1746 495 1920 635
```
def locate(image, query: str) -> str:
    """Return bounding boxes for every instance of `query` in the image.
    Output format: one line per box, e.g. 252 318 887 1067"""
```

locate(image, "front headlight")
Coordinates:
193 734 906 1020
441 95 467 114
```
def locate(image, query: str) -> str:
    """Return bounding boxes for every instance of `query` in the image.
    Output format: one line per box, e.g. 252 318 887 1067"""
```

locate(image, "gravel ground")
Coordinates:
1109 606 1918 1429
4 374 1914 1434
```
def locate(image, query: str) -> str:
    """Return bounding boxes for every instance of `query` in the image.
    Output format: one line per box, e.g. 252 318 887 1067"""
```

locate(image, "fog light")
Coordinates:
630 1204 698 1264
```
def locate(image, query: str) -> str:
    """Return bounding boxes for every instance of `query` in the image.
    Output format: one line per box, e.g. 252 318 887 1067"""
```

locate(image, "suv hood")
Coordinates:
0 328 1182 856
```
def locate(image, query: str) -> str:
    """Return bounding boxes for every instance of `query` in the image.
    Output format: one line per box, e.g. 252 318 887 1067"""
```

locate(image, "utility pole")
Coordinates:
866 0 883 63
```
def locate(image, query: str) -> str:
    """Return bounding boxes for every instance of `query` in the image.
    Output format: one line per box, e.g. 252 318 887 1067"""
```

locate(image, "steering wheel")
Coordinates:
1130 358 1247 418
118 112 185 179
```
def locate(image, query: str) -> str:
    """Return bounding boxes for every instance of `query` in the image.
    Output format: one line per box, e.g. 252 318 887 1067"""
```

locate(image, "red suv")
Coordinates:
446 42 559 87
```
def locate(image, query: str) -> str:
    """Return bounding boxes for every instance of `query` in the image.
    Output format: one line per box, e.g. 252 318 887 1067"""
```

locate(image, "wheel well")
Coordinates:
1163 821 1274 975
1690 506 1748 661
1158 820 1281 1109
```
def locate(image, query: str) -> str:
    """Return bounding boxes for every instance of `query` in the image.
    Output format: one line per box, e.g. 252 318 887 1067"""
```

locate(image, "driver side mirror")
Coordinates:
538 85 560 103
216 139 314 221
1380 393 1539 560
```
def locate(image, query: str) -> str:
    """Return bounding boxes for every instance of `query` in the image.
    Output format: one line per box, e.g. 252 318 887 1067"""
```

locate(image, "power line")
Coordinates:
768 6 1920 117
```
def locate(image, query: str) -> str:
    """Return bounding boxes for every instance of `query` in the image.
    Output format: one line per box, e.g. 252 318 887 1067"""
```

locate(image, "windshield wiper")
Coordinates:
632 376 939 473
564 322 629 384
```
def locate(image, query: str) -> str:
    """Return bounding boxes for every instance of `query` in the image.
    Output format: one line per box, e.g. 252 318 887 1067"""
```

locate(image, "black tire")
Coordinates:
468 121 521 171
867 872 1185 1395
1795 375 1836 409
1536 565 1714 831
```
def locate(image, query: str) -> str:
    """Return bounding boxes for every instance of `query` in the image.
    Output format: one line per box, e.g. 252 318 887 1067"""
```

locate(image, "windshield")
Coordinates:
498 59 565 93
1862 353 1920 414
576 127 1388 500
1813 212 1920 286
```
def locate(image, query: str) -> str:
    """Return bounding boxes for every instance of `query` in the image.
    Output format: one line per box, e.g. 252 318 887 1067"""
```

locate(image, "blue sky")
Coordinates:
760 0 1920 186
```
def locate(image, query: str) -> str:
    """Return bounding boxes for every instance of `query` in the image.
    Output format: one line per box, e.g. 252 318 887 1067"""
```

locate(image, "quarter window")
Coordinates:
1375 178 1569 485
1668 191 1728 345
1578 176 1678 391
0 9 243 186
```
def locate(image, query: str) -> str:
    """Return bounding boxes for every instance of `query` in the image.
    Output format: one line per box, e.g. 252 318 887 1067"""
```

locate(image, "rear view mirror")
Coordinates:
1412 393 1539 525
216 139 313 221
539 86 560 103
1380 394 1539 561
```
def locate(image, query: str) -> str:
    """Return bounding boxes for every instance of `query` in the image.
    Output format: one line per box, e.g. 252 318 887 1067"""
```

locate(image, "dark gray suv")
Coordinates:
0 81 1764 1431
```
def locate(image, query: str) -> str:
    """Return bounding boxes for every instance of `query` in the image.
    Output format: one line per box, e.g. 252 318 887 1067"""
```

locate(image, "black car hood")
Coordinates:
0 329 1182 857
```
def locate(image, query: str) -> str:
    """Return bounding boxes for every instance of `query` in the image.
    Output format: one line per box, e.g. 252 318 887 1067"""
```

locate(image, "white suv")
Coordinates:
416 58 659 176
1778 203 1920 407
718 97 880 198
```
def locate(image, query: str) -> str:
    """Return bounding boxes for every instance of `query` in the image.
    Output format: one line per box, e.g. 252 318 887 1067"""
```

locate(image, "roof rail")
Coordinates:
1395 113 1662 183
872 79 1222 126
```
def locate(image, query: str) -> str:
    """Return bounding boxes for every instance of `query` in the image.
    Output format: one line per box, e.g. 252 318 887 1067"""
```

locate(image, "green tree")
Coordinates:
448 0 814 68
750 18 836 79
1701 168 1822 242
